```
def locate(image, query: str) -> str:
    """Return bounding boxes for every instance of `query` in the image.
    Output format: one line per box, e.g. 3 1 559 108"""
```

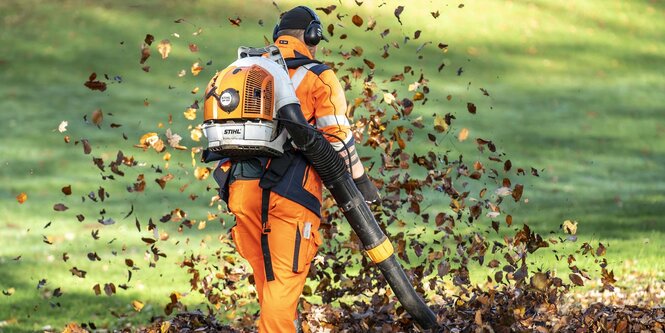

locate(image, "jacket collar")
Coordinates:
275 35 313 60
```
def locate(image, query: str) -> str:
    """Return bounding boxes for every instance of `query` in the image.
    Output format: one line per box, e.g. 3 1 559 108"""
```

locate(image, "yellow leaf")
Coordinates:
163 152 171 161
190 128 202 142
562 220 578 235
383 92 395 105
413 92 425 101
198 220 207 230
434 115 448 133
191 87 199 94
160 321 171 333
183 108 197 120
139 132 158 145
177 69 186 77
191 62 203 76
158 40 172 59
131 300 144 312
16 192 27 204
194 167 210 180
408 82 420 91
458 128 469 141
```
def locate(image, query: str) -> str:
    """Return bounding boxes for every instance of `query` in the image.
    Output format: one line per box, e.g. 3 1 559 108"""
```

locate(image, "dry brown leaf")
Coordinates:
91 109 103 126
352 14 363 27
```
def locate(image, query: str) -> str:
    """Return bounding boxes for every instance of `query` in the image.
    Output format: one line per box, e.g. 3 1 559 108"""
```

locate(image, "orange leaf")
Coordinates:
458 128 469 141
16 192 27 204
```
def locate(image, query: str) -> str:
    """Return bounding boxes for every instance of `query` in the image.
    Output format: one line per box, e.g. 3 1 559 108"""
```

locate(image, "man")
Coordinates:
218 6 379 332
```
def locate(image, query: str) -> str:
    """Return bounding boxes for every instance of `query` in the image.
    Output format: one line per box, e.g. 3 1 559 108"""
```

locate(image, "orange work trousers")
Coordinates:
228 179 322 332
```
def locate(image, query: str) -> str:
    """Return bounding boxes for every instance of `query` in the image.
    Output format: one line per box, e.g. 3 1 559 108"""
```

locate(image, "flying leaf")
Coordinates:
316 5 336 14
158 40 171 59
140 42 150 64
188 43 198 52
394 5 404 25
433 115 448 132
98 218 115 225
512 184 524 201
495 187 512 197
91 109 103 126
194 167 210 180
191 62 203 76
81 139 92 154
458 128 469 141
156 174 175 189
467 102 477 114
16 192 27 204
383 92 395 105
58 121 68 132
352 14 363 27
183 108 197 120
190 128 202 142
366 17 376 31
84 73 107 92
414 30 421 39
363 58 375 70
69 267 87 278
103 283 116 296
61 185 72 195
229 17 242 26
144 34 154 46
562 220 578 235
431 10 440 18
569 273 584 286
54 203 68 211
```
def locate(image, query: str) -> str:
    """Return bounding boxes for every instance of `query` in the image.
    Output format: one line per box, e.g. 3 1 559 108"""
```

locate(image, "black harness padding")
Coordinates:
261 188 275 281
285 57 321 69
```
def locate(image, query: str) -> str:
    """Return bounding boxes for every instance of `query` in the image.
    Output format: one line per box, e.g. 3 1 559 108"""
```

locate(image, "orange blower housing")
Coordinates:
202 46 298 158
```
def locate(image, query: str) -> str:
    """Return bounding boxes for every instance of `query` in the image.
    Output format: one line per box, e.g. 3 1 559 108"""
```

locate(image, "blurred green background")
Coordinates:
1 0 664 331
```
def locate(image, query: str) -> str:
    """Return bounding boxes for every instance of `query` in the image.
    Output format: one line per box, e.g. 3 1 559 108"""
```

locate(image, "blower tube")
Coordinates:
278 104 439 330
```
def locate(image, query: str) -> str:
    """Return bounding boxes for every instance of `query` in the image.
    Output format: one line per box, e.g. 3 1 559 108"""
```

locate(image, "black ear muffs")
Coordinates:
273 6 325 46
300 6 323 46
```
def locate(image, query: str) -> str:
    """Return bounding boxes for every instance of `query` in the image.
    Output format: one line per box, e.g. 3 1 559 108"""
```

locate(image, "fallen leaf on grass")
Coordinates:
132 300 145 312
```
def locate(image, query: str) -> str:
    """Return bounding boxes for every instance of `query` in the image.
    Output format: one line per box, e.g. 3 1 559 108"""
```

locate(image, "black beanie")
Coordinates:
278 6 316 30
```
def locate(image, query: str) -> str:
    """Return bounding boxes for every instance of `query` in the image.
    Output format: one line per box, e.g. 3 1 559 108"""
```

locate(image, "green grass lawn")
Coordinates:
1 0 664 331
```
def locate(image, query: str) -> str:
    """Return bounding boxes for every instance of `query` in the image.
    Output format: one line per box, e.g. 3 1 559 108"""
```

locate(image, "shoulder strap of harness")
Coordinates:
285 57 322 69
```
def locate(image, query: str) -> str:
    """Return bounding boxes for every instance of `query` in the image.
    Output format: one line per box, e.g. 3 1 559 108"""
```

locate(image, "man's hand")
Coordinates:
353 173 381 203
